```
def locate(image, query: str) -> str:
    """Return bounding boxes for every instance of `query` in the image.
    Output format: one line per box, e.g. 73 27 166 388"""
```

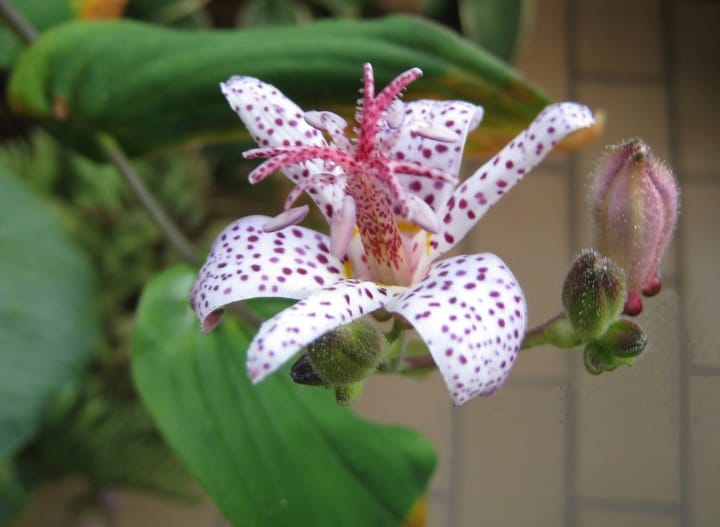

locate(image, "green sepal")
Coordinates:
307 320 387 386
583 319 648 375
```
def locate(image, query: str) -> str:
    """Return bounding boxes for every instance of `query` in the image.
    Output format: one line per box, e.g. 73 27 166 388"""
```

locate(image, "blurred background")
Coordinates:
2 0 718 526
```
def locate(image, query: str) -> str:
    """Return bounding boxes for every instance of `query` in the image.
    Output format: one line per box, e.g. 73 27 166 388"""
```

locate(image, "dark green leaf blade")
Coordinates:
8 15 551 158
458 0 527 61
0 173 98 458
131 266 436 527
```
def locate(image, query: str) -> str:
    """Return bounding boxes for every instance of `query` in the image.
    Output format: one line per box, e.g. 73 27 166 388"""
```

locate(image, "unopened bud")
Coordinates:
583 319 647 375
305 320 387 386
562 249 626 341
590 139 679 315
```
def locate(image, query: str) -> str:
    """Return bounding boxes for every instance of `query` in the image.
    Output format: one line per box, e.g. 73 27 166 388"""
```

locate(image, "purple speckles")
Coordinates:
188 215 348 333
384 252 527 406
206 75 593 406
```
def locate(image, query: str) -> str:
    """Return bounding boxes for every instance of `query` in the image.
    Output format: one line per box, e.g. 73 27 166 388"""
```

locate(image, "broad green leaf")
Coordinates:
0 0 127 69
0 173 98 459
132 266 436 527
124 0 211 26
8 15 551 158
458 0 528 61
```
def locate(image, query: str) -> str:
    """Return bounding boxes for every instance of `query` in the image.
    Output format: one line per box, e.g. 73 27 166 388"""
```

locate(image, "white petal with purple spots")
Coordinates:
385 253 527 406
221 76 345 221
247 279 392 383
389 100 483 212
430 102 595 258
190 216 346 332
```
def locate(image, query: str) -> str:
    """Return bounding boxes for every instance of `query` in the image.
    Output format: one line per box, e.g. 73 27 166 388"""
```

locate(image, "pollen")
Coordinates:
396 219 422 235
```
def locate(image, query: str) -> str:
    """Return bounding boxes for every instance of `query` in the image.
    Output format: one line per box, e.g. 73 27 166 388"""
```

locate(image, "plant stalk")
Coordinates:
0 0 37 44
97 134 199 264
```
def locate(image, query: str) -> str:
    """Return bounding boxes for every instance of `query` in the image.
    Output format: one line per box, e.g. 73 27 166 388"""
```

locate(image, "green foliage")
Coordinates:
0 0 72 68
132 267 437 527
0 137 204 524
457 0 528 61
8 15 550 159
0 132 212 358
27 381 195 499
0 172 98 459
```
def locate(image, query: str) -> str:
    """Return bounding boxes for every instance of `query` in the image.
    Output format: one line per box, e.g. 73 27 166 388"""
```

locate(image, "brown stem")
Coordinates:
98 135 199 265
0 0 37 44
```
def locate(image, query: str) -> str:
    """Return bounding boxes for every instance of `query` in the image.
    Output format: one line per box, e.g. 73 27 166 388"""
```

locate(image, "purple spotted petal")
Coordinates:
386 253 527 406
390 100 483 211
246 279 392 383
431 103 595 257
221 76 345 221
190 215 346 332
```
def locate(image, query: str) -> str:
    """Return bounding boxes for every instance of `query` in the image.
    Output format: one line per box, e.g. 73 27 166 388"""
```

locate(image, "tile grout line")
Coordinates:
577 496 677 516
659 0 691 525
575 72 667 84
564 0 580 525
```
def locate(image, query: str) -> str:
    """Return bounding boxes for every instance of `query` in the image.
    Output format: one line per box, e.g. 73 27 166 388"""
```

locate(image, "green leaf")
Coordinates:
0 173 98 459
0 0 129 69
131 266 436 527
0 462 25 524
8 15 550 158
0 0 70 69
457 0 528 61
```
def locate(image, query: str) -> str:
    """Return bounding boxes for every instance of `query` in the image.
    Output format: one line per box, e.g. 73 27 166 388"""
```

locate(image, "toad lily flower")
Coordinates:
190 64 594 405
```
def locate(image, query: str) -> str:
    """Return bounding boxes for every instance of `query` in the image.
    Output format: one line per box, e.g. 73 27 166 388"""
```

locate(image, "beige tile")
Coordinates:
673 2 720 176
574 81 671 248
118 492 220 527
514 0 568 99
575 0 664 77
683 183 720 369
462 168 571 380
576 288 680 502
576 508 677 527
427 492 449 527
353 372 454 492
690 376 720 526
455 383 566 527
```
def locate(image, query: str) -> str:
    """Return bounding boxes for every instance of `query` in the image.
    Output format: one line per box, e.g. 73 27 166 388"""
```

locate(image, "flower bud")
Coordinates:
562 249 626 341
590 139 679 315
305 320 387 386
583 319 648 375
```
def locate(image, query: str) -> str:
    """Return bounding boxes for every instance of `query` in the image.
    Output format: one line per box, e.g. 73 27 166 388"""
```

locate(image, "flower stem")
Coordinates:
521 312 581 350
0 0 37 44
97 134 199 264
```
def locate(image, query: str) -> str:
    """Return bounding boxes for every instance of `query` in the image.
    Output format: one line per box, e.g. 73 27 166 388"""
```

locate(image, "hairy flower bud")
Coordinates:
583 319 648 375
562 249 626 341
304 320 387 387
590 139 679 315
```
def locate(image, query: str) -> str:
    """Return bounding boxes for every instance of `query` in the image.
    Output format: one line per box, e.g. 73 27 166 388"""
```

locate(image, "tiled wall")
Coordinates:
357 0 720 525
